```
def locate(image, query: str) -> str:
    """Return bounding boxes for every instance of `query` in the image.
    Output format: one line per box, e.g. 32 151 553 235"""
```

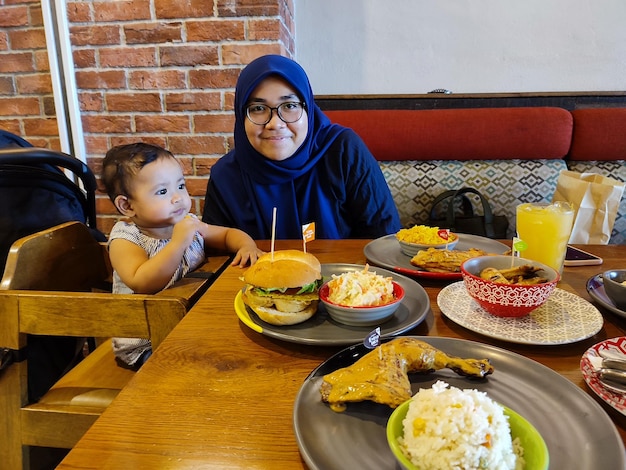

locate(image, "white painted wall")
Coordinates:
295 0 626 94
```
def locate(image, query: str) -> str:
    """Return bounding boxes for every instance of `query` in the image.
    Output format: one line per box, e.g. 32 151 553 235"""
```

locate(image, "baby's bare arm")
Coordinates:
199 222 263 267
110 218 200 293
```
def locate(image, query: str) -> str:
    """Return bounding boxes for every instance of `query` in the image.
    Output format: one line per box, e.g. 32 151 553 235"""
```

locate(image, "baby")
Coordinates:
101 142 263 367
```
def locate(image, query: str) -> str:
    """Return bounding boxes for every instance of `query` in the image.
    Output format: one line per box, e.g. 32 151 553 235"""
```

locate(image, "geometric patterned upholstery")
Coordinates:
566 160 626 244
380 159 568 239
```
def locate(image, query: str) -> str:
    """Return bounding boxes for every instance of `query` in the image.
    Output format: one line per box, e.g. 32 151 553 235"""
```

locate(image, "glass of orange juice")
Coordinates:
516 202 575 274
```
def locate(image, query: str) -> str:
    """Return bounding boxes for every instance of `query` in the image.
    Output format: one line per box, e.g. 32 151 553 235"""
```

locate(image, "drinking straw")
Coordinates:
271 207 277 261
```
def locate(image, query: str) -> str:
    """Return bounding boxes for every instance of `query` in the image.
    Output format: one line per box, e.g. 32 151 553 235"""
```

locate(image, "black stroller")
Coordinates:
0 131 104 275
0 130 105 403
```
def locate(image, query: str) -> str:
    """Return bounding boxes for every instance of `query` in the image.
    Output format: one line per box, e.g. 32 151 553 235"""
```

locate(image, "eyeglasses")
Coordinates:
245 102 305 125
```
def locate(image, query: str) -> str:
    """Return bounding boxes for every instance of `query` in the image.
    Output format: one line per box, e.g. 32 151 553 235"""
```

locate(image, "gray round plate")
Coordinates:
364 233 509 279
234 264 430 346
293 336 625 470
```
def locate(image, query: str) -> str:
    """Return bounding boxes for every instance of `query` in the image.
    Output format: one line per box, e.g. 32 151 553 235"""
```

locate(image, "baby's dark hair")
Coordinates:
101 142 175 201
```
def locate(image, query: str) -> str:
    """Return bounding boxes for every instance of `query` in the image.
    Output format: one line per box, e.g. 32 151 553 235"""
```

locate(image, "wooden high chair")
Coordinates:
0 221 223 469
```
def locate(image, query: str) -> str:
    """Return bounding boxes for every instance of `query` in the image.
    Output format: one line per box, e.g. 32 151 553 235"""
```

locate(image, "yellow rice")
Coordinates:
396 225 457 244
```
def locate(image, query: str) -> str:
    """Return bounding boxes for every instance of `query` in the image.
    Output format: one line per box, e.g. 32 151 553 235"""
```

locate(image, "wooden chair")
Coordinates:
0 221 222 469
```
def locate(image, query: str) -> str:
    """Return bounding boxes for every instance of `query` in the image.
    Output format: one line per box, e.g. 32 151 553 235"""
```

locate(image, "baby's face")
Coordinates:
126 156 191 228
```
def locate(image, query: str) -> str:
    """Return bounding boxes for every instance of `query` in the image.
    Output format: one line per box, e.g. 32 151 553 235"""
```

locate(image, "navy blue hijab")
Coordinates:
217 55 346 238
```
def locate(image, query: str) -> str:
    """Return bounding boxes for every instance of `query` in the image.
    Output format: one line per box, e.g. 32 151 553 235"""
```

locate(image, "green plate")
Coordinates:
387 399 549 470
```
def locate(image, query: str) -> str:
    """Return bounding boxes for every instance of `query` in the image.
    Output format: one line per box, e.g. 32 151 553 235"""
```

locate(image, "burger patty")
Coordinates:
242 286 319 313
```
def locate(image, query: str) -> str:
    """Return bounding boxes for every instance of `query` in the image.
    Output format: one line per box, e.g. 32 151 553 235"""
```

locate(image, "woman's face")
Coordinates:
244 76 308 161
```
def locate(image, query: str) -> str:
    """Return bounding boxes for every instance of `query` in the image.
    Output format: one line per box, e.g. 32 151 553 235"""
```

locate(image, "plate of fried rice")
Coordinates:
387 381 548 470
293 336 625 470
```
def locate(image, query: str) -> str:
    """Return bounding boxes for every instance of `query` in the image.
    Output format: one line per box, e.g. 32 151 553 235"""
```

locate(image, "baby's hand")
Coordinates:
231 245 265 267
171 214 203 247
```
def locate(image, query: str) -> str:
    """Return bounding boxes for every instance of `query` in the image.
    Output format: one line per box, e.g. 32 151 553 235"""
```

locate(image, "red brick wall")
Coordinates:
0 0 295 235
0 1 57 148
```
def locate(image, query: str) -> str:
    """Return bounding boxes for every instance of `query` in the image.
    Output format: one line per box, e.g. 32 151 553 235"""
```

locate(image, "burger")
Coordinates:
242 250 323 325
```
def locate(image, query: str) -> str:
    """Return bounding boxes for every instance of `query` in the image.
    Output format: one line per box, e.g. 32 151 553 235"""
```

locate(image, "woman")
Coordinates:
203 54 401 239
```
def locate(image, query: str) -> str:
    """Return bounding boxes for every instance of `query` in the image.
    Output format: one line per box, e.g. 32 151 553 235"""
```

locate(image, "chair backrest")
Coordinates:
1 220 110 292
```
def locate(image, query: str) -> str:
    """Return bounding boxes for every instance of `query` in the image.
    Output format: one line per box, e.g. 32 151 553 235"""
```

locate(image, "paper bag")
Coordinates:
552 170 625 244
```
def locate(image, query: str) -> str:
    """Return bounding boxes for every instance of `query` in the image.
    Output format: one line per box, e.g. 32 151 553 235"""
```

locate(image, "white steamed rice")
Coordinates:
399 381 524 470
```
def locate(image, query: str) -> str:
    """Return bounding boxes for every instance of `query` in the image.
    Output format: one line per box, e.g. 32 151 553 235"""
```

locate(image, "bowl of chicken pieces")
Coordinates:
461 255 559 317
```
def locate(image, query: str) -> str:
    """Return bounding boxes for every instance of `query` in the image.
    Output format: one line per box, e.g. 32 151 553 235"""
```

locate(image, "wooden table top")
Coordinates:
59 240 626 469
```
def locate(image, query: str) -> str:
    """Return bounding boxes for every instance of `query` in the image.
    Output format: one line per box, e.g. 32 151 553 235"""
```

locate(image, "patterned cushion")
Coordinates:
380 159 568 239
566 161 626 244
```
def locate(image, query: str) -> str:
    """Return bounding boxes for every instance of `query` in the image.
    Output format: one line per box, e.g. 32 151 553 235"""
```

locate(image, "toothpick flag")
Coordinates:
438 228 451 248
363 327 381 349
512 237 527 255
364 327 382 359
302 222 315 252
511 236 528 267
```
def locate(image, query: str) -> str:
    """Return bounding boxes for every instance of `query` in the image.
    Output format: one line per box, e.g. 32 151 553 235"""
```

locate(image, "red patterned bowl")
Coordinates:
461 255 559 318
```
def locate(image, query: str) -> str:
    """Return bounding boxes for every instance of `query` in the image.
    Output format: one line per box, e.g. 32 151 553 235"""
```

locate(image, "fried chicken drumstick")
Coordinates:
320 337 494 412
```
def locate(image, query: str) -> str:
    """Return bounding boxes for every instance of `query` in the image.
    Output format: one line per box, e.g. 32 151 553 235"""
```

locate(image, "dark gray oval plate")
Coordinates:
364 233 509 280
587 274 626 319
234 264 430 346
293 336 626 470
